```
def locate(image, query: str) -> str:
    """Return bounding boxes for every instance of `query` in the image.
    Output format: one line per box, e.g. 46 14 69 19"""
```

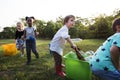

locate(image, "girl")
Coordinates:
50 15 77 77
15 22 25 57
23 16 39 65
89 18 120 80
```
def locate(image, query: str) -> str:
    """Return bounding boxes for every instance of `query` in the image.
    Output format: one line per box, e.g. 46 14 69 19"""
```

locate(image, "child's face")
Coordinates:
17 23 22 30
116 25 120 32
27 18 34 26
66 17 75 28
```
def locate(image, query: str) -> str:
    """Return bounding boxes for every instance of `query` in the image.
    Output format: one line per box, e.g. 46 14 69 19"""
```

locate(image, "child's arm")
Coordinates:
34 26 39 37
34 30 39 37
110 46 120 70
22 30 26 40
15 31 17 43
66 37 84 60
66 37 76 49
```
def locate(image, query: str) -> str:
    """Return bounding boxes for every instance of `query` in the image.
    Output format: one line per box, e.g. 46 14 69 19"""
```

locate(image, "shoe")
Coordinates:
21 54 24 57
36 54 39 59
55 66 66 77
36 55 39 59
20 52 24 57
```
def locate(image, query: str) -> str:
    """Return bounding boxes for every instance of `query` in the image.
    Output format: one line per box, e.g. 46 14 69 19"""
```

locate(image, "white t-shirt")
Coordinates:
25 26 36 39
50 25 70 55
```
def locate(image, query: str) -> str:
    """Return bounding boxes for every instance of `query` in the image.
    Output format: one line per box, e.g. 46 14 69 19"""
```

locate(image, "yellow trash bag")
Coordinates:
2 43 18 56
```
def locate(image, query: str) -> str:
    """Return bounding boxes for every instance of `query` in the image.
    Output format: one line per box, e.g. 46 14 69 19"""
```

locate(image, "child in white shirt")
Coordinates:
50 15 77 77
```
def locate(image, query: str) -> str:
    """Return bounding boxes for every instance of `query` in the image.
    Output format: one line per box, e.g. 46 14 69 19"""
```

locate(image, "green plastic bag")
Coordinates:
64 51 92 80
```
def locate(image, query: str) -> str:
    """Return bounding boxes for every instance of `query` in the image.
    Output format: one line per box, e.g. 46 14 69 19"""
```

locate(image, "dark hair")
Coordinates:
63 15 75 24
112 17 120 32
25 16 35 21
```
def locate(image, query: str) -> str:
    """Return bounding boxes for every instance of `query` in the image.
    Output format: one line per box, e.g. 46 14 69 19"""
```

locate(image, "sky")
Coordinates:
0 0 120 31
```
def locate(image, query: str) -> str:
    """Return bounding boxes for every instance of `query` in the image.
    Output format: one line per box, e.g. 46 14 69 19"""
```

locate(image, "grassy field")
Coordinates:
0 39 104 80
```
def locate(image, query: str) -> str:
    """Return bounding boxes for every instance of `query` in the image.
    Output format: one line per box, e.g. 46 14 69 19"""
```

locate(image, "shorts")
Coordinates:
92 69 120 80
16 39 25 49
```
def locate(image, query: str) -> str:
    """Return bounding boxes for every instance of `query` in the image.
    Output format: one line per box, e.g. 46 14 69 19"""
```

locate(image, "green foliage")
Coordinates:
0 9 120 39
43 21 56 39
113 9 120 18
93 16 110 39
0 27 16 39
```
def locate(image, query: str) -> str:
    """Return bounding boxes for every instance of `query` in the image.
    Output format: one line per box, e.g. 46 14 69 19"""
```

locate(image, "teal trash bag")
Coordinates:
64 51 92 80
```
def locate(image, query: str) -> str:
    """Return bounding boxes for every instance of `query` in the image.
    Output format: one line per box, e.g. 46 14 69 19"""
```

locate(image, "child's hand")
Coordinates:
21 36 24 39
36 32 39 35
71 44 77 49
21 36 26 40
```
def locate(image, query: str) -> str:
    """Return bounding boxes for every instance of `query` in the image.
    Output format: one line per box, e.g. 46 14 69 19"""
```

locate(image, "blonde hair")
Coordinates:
16 22 24 30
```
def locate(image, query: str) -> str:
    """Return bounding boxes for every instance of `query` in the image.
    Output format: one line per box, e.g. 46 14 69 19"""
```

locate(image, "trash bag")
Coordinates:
2 43 18 56
83 50 94 61
64 51 92 80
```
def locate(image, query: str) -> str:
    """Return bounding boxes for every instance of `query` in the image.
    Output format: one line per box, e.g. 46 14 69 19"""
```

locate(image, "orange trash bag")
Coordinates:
2 43 18 56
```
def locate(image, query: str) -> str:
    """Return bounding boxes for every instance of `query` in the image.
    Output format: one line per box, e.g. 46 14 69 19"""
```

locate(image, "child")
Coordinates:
15 22 25 57
50 15 77 77
23 16 39 65
89 18 120 80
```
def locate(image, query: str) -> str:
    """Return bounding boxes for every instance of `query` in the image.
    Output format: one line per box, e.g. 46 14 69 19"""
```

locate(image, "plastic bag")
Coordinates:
82 50 94 61
2 43 18 56
64 51 92 80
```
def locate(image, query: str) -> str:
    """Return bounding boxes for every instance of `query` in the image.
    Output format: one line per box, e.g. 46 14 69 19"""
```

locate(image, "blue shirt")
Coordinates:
89 33 120 71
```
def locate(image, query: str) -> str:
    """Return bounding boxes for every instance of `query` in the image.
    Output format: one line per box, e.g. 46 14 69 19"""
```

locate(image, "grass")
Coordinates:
0 39 104 80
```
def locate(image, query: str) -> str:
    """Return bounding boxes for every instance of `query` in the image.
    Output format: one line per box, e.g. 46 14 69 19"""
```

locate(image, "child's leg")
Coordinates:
53 51 62 66
52 51 66 77
20 47 24 57
22 48 24 54
31 40 39 58
16 39 20 50
26 40 32 64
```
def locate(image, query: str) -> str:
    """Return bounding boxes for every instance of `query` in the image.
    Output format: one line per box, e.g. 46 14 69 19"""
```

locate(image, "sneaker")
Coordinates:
21 54 24 57
20 52 24 57
36 54 39 59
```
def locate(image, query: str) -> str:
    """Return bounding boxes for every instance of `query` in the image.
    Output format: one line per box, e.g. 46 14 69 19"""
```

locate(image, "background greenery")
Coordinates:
0 9 120 39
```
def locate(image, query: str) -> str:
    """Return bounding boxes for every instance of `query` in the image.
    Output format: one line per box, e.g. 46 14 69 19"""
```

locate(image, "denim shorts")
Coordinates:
16 39 25 49
92 69 120 80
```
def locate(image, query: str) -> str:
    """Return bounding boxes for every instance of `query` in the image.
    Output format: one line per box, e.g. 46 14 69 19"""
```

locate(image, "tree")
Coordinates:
93 15 110 39
1 27 16 39
43 21 56 39
113 9 120 18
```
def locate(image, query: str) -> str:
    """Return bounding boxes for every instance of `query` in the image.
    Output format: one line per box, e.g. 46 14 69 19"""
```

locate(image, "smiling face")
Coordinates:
16 22 23 30
26 17 34 27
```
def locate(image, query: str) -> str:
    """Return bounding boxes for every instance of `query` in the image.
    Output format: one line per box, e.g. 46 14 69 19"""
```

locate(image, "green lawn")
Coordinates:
0 39 104 80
